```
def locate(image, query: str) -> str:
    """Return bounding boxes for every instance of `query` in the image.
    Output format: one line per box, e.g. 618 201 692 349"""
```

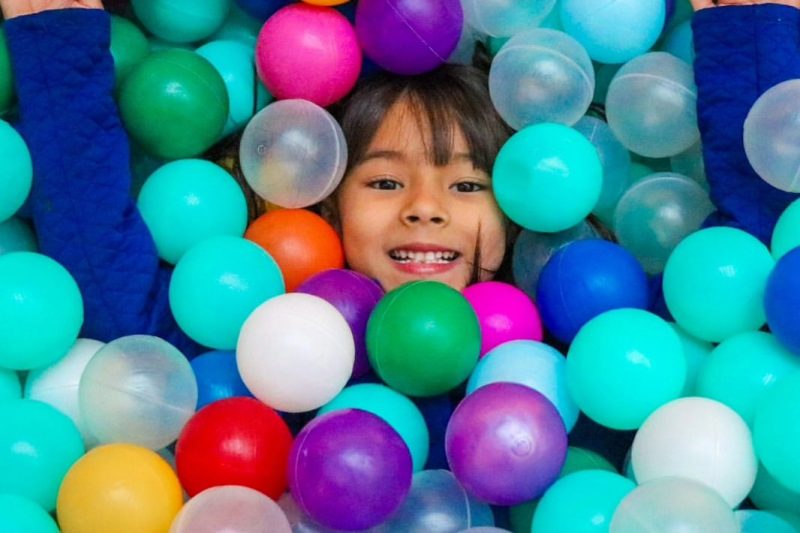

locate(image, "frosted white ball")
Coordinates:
170 485 291 533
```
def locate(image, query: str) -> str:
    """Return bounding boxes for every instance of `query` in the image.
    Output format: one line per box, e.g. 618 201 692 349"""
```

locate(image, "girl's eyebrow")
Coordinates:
360 150 474 164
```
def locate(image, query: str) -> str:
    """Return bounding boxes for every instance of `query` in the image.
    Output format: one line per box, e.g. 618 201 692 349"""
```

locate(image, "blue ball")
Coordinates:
765 247 800 354
536 239 650 343
190 350 253 410
234 0 292 21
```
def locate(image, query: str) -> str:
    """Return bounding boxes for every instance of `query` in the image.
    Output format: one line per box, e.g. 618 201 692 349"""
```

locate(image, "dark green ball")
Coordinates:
366 281 480 397
118 49 228 159
110 15 149 85
0 29 15 114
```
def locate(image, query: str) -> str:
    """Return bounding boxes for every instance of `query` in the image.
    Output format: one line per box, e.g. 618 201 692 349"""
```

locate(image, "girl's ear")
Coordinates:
318 194 342 235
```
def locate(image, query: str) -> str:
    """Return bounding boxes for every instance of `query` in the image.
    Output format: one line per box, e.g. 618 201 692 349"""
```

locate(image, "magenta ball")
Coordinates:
297 269 384 378
256 4 362 106
289 409 413 531
355 0 463 75
446 382 567 505
463 281 543 357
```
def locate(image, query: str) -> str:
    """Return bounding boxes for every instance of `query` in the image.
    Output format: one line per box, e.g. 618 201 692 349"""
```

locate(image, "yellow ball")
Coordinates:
56 444 183 533
301 0 349 6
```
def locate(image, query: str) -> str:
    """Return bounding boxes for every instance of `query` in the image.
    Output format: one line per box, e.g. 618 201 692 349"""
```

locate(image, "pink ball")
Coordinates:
256 4 362 107
463 281 543 357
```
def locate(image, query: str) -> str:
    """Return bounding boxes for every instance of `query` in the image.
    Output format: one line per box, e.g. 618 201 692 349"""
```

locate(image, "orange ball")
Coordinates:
301 0 350 5
245 209 344 292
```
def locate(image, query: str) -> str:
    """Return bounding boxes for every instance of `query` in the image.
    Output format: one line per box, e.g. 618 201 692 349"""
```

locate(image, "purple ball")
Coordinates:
355 0 463 75
297 269 384 378
289 409 413 530
446 382 567 505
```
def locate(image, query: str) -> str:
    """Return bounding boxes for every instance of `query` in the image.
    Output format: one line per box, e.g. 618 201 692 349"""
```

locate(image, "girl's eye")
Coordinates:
453 181 486 193
369 178 401 190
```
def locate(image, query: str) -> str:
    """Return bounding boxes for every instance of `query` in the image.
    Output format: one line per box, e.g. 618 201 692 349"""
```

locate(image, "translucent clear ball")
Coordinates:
239 99 347 208
614 172 714 274
79 335 198 450
670 141 707 189
461 0 556 38
171 486 291 533
606 52 699 158
489 28 594 129
744 79 800 192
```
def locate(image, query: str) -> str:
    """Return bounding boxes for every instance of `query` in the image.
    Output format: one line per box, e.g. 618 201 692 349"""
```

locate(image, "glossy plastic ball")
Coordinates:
190 350 253 410
171 485 291 533
765 247 800 354
0 120 31 224
0 494 58 533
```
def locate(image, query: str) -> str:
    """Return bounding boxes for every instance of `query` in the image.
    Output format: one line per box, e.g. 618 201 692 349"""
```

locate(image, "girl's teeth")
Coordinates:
391 250 457 264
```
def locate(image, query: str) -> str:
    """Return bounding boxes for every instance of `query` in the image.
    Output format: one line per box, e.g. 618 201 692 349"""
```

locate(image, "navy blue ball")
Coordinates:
234 0 293 21
191 350 253 409
765 247 800 354
536 239 650 343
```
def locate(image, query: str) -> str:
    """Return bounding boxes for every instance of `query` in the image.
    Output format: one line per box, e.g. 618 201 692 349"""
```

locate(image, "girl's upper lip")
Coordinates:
389 243 459 253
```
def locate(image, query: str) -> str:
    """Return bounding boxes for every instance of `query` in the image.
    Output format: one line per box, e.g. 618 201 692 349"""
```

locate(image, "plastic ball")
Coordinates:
57 443 183 533
24 338 105 446
753 371 800 493
119 49 228 159
209 4 264 46
237 293 354 412
609 477 739 533
171 485 292 533
632 397 757 507
196 40 272 138
256 4 361 106
79 335 198 450
613 172 714 274
317 383 429 471
663 226 774 342
0 252 83 370
511 221 599 298
109 15 148 84
366 281 480 397
289 409 413 530
0 494 58 533
532 470 636 533
239 99 347 208
245 209 344 292
737 510 797 533
489 29 594 129
566 308 686 430
0 119 32 223
560 0 665 64
297 269 384 378
175 397 293 498
606 52 699 158
190 350 253 410
355 0 463 75
671 322 712 396
765 247 800 354
0 367 20 401
169 235 285 350
131 0 230 43
467 340 579 432
0 29 14 114
0 400 84 511
137 159 248 264
303 0 349 5
660 18 694 65
462 0 556 37
749 461 800 514
670 140 708 188
493 123 602 232
772 198 800 261
446 382 567 505
744 79 800 192
536 239 650 343
463 281 543 356
0 217 37 255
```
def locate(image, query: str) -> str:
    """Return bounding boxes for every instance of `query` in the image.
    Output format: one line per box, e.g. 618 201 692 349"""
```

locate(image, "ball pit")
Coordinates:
0 119 32 223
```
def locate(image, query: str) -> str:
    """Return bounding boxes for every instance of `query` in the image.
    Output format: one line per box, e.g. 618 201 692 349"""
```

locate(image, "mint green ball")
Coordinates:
532 470 636 533
663 227 774 343
697 331 800 427
0 217 37 256
753 371 800 493
566 308 686 430
772 198 800 261
132 0 231 43
0 120 32 223
0 494 59 533
137 159 247 264
493 122 602 233
317 383 429 472
110 15 149 84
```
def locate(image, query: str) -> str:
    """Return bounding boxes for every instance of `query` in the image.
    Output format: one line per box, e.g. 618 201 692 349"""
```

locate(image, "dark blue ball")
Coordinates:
765 247 800 354
234 0 293 21
536 239 650 343
190 350 253 409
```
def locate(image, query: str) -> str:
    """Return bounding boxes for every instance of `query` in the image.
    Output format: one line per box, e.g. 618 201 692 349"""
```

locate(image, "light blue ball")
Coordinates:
132 0 232 43
317 383 429 472
560 0 665 64
0 120 32 223
169 236 284 349
467 340 579 432
0 217 37 256
137 159 247 264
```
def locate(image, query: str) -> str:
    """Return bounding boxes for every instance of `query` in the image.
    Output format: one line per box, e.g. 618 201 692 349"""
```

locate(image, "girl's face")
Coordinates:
336 99 507 292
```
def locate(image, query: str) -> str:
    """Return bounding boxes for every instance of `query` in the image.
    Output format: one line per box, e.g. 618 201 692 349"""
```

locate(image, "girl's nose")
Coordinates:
400 184 449 226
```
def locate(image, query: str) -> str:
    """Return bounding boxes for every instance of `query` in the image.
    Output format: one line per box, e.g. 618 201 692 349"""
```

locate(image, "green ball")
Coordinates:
0 494 59 533
493 122 602 233
566 308 686 430
366 281 480 397
697 331 800 427
0 400 84 511
749 461 800 514
131 0 231 43
663 227 774 343
532 470 636 533
772 198 800 261
0 119 32 223
0 252 83 370
110 15 149 84
0 29 15 114
753 371 800 493
119 49 228 159
0 217 38 255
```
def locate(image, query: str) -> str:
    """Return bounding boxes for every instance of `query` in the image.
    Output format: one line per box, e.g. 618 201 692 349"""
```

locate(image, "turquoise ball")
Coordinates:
131 0 232 43
0 120 32 223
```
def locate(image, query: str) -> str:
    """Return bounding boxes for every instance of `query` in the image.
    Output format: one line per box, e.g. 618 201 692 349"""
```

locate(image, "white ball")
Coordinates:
631 396 757 507
237 293 355 413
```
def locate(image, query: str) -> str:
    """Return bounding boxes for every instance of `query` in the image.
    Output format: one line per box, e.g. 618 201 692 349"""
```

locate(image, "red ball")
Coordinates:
175 397 293 499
